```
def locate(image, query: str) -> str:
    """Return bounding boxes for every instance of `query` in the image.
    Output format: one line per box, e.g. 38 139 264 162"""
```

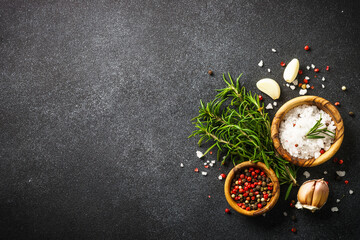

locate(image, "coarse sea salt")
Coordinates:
279 105 336 159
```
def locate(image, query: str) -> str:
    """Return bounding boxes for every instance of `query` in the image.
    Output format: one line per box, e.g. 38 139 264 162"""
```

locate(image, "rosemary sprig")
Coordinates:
189 73 298 199
305 115 335 139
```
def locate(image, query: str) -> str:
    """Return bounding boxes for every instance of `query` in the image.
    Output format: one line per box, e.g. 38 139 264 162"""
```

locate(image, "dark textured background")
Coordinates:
1 1 360 239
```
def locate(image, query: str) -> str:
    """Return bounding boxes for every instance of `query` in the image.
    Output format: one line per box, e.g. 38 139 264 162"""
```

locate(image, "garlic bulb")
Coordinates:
296 179 329 212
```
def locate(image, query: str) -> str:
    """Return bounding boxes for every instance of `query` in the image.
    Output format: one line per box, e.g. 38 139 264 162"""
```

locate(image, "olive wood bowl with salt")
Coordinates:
271 96 344 167
224 161 280 216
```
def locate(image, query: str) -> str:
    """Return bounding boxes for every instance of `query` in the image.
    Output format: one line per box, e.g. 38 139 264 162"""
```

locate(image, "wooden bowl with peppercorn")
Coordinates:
224 161 280 216
271 96 344 167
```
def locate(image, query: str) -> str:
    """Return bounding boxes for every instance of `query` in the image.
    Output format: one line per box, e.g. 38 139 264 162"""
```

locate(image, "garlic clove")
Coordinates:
297 181 315 205
283 58 300 83
312 180 329 208
256 78 281 100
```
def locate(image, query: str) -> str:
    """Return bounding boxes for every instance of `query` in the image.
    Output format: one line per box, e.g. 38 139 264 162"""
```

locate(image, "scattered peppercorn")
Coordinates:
280 62 286 67
345 180 349 184
341 86 347 91
298 70 303 75
194 168 199 172
304 45 310 51
314 68 319 72
209 151 213 155
258 95 263 101
338 159 344 165
349 112 354 117
311 86 314 89
208 70 213 75
326 66 330 71
225 208 230 213
291 228 297 233
303 79 309 84
333 157 338 163
334 102 340 106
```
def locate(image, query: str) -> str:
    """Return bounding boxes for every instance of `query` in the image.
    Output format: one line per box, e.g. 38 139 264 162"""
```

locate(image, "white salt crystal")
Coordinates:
349 190 354 195
306 66 310 70
196 151 203 158
265 103 273 110
273 102 277 106
283 212 288 216
305 76 310 80
201 171 208 176
322 77 326 81
272 48 277 52
211 160 216 164
306 84 310 89
322 84 325 89
299 89 307 95
303 171 310 178
180 163 184 168
206 160 210 163
331 207 339 212
286 83 290 87
268 68 271 72
336 199 341 203
209 163 213 167
336 171 346 177
218 175 223 180
258 60 264 67
311 64 315 69
290 85 296 90
293 79 298 85
204 162 207 166
324 171 328 175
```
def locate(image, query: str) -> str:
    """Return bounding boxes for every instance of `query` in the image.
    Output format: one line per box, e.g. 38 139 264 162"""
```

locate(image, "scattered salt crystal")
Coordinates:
322 77 326 81
336 171 346 177
196 151 203 158
295 201 303 209
201 171 208 176
273 102 277 107
180 163 184 168
209 163 213 167
204 162 207 166
306 84 310 89
311 64 315 69
286 83 290 87
206 160 210 163
211 160 216 164
265 103 273 110
218 175 223 180
349 190 354 195
331 207 339 212
306 66 310 70
303 171 310 178
283 212 288 216
336 199 341 203
299 89 307 95
305 76 310 80
258 60 264 67
293 79 298 85
268 68 271 72
290 85 296 90
272 48 277 52
322 84 325 89
324 171 328 175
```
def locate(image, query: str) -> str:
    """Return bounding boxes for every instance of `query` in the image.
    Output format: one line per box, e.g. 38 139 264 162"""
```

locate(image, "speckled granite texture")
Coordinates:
1 0 360 239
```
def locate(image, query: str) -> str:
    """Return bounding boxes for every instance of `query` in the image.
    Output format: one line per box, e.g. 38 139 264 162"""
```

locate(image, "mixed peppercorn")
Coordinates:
230 167 274 211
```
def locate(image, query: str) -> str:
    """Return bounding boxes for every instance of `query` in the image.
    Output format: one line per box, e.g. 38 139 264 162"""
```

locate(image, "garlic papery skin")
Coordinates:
297 179 329 212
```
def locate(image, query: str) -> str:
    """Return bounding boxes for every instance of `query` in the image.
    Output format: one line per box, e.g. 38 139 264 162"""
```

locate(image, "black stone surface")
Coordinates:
1 1 360 239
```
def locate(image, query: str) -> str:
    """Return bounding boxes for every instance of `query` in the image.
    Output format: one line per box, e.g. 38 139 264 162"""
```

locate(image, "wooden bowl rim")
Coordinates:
271 96 344 167
224 161 280 216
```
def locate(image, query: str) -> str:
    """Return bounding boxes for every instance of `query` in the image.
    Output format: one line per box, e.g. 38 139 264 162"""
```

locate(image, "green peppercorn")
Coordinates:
262 182 267 187
231 194 235 198
262 202 267 206
244 169 248 173
268 193 272 197
249 192 254 197
245 172 250 177
263 187 268 191
257 199 261 203
245 200 249 204
256 185 261 190
260 187 264 191
242 179 246 183
256 194 260 198
266 178 271 183
235 180 239 184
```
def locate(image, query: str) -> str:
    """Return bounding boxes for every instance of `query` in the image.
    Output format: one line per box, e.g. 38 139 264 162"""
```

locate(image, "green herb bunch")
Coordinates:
189 74 298 199
305 115 335 139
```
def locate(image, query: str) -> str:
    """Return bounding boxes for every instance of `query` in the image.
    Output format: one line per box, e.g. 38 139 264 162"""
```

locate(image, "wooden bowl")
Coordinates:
224 161 280 216
271 96 344 167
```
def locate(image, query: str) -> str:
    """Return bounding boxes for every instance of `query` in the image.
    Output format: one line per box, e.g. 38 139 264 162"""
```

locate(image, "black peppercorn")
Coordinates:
349 111 355 117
